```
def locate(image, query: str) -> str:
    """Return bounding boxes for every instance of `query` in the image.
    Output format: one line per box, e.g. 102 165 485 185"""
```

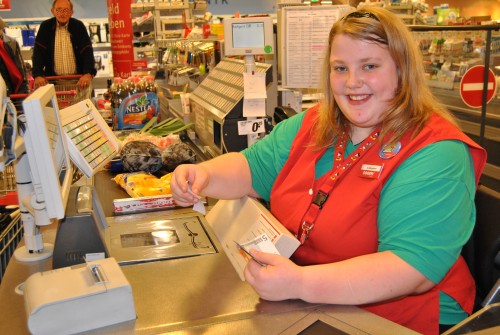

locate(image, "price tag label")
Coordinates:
237 119 266 135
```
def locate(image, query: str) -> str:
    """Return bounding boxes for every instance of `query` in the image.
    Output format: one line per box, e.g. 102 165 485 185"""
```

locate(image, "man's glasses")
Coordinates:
343 11 379 21
55 8 72 15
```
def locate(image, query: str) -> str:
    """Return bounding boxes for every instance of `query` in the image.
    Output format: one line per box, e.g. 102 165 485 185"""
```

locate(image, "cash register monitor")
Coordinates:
223 16 274 56
13 84 73 262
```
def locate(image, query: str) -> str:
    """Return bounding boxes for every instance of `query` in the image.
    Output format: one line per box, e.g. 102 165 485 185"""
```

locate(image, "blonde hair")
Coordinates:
314 6 458 148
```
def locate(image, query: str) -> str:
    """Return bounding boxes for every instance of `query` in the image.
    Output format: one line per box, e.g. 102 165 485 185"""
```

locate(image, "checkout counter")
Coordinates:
0 169 421 334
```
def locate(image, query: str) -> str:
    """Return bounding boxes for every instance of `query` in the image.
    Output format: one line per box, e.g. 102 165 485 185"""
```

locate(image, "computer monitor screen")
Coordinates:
233 22 265 49
21 84 72 221
223 17 274 56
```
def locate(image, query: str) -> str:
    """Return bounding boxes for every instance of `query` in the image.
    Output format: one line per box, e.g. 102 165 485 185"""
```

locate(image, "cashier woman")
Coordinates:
171 6 487 335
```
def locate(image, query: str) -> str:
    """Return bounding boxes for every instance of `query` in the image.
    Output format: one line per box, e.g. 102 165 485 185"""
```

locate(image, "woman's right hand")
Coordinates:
170 164 209 207
171 152 255 204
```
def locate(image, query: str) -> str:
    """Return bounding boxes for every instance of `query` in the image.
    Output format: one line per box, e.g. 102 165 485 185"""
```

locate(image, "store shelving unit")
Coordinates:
410 24 500 192
385 1 428 25
131 0 208 46
130 0 211 70
131 2 159 66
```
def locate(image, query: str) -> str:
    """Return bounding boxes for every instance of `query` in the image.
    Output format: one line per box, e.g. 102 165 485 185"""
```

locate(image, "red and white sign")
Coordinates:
107 0 134 78
132 60 148 71
460 65 497 108
0 0 11 11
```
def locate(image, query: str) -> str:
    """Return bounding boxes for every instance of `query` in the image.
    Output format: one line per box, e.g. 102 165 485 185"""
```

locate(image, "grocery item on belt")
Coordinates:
120 140 163 173
161 142 196 171
114 172 172 198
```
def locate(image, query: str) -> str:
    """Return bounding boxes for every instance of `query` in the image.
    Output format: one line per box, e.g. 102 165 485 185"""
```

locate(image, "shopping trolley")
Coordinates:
0 163 22 283
10 74 92 110
9 75 93 183
0 203 22 283
47 74 92 108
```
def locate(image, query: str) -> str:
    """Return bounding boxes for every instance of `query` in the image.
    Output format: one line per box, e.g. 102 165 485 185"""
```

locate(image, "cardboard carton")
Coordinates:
206 196 300 281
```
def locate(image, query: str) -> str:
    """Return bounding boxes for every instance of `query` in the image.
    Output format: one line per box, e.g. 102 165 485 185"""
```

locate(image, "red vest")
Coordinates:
270 107 487 335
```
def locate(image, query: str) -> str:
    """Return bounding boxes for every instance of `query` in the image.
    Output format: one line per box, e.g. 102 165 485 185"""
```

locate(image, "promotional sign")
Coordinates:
0 0 11 11
107 0 134 78
460 65 497 108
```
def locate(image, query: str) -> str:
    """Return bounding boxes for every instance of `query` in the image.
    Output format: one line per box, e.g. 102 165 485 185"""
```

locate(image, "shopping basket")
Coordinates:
0 165 18 207
0 164 21 283
0 165 16 195
0 206 22 283
10 74 92 111
9 75 93 183
48 75 92 108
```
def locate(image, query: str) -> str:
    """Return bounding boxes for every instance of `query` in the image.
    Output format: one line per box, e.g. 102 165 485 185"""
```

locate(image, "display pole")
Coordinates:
245 55 259 147
13 139 53 262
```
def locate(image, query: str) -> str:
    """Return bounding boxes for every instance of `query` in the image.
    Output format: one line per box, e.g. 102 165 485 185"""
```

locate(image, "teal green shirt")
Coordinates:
242 112 476 324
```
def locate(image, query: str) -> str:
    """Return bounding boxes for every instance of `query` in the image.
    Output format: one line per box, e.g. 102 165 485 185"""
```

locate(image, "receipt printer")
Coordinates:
23 257 136 335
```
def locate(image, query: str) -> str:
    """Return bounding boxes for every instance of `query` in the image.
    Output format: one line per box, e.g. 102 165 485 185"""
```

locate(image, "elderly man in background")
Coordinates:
32 0 96 90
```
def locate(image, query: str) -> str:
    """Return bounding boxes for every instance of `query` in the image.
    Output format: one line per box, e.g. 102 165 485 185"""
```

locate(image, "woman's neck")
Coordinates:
349 126 376 145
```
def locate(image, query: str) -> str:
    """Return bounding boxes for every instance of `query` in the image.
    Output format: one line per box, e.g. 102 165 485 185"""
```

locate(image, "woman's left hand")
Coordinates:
243 249 303 301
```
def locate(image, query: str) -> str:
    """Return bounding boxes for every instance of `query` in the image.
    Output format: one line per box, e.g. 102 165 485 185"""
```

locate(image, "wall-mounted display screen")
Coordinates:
223 17 274 56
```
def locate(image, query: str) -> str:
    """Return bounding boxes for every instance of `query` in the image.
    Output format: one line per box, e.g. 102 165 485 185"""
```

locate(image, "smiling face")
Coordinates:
51 0 73 25
329 34 398 141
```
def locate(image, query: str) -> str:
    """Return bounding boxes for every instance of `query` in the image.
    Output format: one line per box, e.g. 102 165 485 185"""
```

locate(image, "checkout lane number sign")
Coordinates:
459 65 497 109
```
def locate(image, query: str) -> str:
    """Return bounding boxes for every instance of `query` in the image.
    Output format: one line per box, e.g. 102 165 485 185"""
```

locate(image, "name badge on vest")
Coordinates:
360 163 384 179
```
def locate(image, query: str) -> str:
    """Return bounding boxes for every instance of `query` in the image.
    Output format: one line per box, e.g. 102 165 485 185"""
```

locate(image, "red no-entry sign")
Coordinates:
460 65 497 108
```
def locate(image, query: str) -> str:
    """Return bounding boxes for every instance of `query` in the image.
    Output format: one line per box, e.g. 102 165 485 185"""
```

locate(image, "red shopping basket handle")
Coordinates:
8 93 28 100
9 90 77 99
45 75 83 80
56 90 77 96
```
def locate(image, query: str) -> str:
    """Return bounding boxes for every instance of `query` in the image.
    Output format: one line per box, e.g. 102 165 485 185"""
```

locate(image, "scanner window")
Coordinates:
120 230 180 248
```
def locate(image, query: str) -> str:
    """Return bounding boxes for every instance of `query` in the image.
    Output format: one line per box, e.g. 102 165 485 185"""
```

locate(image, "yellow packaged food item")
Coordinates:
113 172 172 198
114 172 157 188
132 186 172 197
160 173 172 181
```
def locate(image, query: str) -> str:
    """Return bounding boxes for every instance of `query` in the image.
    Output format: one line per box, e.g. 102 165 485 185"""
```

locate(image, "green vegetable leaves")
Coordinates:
140 116 193 136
